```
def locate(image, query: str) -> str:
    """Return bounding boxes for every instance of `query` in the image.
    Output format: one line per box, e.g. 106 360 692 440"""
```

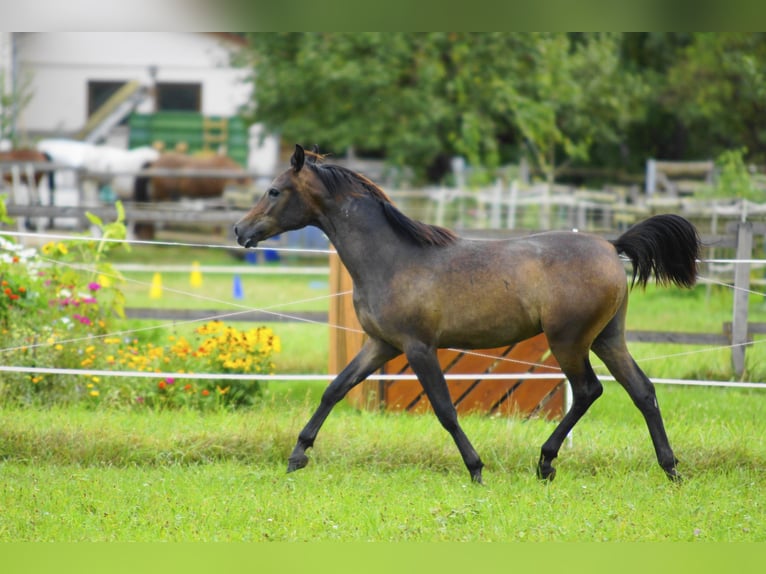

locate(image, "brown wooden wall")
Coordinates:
328 253 566 420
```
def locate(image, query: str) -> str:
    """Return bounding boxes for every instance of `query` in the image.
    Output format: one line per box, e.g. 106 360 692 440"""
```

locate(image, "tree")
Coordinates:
661 33 766 163
0 68 33 147
508 33 648 185
241 33 647 184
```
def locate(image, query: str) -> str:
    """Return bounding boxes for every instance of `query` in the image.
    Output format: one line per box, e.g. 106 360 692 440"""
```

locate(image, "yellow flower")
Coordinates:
89 390 100 397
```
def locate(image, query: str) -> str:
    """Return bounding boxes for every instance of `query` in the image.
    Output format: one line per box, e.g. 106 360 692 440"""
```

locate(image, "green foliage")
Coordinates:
710 148 758 200
0 68 34 147
242 32 766 182
662 33 766 163
0 198 279 410
244 33 645 183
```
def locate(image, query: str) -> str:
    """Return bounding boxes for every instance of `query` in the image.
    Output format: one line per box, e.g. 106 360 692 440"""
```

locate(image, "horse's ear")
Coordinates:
307 144 320 164
291 144 305 172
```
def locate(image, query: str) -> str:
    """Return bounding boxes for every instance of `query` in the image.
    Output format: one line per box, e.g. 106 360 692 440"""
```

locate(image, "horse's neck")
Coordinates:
319 196 407 284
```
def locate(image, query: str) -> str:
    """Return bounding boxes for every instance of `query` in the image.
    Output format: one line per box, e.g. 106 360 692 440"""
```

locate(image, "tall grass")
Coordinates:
0 381 763 541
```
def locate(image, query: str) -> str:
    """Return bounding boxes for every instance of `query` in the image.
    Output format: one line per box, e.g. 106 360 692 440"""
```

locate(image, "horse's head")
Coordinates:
234 144 323 249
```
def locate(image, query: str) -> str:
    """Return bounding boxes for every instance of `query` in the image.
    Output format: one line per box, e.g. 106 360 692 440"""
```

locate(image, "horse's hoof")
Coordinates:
470 470 484 485
287 454 309 473
666 469 683 484
536 464 556 482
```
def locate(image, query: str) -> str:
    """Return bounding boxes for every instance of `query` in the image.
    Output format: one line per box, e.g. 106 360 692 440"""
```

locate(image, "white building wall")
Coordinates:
15 32 252 136
1 32 18 149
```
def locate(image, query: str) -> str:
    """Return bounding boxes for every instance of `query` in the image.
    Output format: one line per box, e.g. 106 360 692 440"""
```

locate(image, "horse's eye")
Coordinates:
268 188 280 198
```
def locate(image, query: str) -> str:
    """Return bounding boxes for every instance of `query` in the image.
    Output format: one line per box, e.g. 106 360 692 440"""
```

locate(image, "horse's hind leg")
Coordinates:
537 346 604 481
405 341 484 483
287 338 400 473
592 331 680 481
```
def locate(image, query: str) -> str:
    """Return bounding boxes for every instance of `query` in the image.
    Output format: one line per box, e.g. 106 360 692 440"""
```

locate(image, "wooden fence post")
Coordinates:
731 221 753 376
327 251 366 377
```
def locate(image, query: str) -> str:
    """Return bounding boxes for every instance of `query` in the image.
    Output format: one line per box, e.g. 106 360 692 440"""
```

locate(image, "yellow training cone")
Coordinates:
150 272 163 299
190 261 203 288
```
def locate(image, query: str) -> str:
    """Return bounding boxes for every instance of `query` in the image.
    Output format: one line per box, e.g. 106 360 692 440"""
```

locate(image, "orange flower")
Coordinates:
201 389 210 396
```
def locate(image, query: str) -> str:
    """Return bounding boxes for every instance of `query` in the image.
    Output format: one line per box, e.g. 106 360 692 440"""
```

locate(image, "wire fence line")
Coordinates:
1 228 766 391
0 365 762 390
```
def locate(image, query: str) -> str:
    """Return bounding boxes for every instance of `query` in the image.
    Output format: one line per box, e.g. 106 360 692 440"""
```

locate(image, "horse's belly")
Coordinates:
436 309 541 349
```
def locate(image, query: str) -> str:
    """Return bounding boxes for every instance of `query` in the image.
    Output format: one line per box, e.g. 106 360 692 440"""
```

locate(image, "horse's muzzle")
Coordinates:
233 225 259 249
235 233 259 249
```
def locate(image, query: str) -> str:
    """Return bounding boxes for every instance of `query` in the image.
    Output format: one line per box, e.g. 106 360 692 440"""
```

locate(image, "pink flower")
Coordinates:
72 313 92 326
88 282 101 292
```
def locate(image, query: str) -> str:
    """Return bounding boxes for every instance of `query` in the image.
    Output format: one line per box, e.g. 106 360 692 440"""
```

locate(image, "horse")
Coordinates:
0 148 54 188
0 148 56 227
234 144 701 484
36 139 159 201
133 152 250 202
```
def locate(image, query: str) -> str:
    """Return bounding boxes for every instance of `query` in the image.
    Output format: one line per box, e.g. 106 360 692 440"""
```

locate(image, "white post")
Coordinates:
731 222 753 377
506 180 518 230
489 179 502 229
646 158 656 196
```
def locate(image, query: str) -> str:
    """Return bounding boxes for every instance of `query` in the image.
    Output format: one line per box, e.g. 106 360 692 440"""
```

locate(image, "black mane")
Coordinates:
310 163 458 248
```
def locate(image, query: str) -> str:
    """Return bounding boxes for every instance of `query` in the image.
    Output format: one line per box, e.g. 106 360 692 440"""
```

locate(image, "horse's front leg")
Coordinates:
287 338 400 473
405 341 484 483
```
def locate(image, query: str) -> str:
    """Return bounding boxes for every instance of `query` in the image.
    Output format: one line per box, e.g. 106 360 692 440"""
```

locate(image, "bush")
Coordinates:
0 199 279 410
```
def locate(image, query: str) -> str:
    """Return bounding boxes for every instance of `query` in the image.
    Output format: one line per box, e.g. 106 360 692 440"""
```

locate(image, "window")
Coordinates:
87 81 126 117
155 82 202 112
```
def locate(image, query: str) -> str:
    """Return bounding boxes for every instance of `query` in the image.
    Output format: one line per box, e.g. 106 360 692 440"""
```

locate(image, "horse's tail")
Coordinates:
611 214 700 289
134 161 152 202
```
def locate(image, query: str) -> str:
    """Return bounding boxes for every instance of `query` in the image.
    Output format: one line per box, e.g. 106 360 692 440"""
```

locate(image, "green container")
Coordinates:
128 111 249 166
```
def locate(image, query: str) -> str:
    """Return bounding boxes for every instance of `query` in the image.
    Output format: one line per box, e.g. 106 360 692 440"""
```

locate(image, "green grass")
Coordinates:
621 283 766 381
0 381 763 541
119 270 330 311
2 248 765 542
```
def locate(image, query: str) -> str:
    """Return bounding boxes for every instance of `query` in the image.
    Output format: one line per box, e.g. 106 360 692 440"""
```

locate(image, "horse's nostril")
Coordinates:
233 225 239 236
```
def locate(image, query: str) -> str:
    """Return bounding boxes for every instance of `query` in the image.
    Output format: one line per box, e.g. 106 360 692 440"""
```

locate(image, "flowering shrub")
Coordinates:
0 198 279 410
0 234 120 404
78 322 279 409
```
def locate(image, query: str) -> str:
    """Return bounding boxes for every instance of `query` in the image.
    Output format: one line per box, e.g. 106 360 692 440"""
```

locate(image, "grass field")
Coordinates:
1 244 765 542
0 379 763 542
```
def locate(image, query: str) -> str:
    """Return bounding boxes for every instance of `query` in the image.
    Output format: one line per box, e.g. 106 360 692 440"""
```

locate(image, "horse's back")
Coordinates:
372 231 627 350
502 232 628 338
